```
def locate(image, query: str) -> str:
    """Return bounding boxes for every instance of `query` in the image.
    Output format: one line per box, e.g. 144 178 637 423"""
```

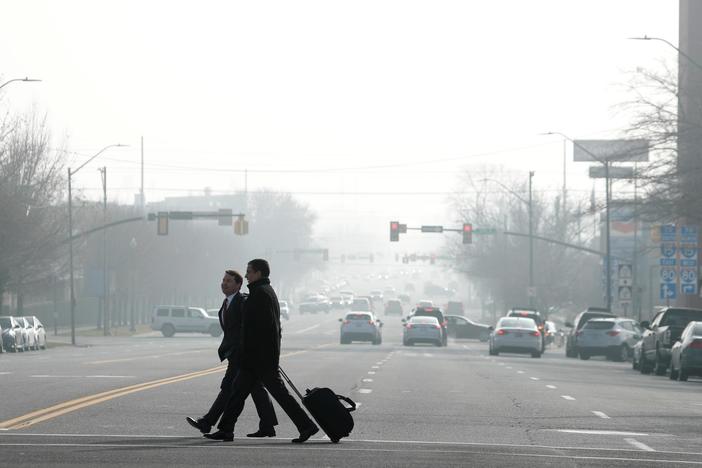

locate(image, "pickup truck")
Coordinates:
639 307 702 375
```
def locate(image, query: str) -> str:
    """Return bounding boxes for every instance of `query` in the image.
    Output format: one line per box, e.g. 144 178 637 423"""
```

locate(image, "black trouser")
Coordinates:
218 366 314 433
203 359 278 431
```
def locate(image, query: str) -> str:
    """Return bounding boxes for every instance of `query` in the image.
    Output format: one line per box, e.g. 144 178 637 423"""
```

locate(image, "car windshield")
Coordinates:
346 313 371 321
578 313 613 329
25 317 35 326
583 320 615 330
499 318 535 329
410 316 439 325
661 309 702 327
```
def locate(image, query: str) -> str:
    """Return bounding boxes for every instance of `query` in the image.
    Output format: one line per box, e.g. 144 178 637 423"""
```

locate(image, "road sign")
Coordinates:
661 224 676 242
618 264 632 279
660 258 676 266
660 283 677 300
660 243 676 258
421 225 444 233
661 267 677 283
680 268 697 284
682 283 698 295
680 244 698 260
588 166 634 179
618 286 632 301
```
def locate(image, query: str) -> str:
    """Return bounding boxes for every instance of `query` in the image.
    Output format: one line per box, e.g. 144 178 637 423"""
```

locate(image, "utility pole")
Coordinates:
140 136 145 213
605 161 612 311
529 171 535 308
99 167 110 336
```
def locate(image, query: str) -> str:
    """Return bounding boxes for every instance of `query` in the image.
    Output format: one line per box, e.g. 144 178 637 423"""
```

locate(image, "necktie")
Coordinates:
221 298 228 326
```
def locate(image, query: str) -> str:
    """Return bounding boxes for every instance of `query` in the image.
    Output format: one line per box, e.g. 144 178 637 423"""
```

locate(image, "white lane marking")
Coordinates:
292 324 321 334
592 411 610 419
422 353 433 357
517 371 525 374
498 363 505 366
355 402 362 408
362 378 373 382
401 390 411 393
371 366 380 369
448 390 461 393
555 430 651 436
546 385 557 389
561 395 576 401
0 372 11 375
625 438 656 452
358 389 372 394
376 362 383 365
30 375 136 379
530 377 540 381
368 371 376 375
506 366 512 369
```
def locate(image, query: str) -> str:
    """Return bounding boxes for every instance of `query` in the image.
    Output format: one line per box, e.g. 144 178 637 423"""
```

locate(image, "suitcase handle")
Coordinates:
337 394 356 412
278 366 304 400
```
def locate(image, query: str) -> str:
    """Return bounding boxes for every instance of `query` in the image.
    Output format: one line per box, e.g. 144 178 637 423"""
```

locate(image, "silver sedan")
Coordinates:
489 317 542 358
403 316 442 346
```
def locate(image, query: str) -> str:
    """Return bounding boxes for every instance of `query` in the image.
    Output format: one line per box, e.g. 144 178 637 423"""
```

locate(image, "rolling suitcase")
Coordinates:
279 366 356 443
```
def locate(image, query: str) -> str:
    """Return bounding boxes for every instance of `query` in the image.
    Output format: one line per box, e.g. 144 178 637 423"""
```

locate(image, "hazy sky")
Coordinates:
0 0 679 253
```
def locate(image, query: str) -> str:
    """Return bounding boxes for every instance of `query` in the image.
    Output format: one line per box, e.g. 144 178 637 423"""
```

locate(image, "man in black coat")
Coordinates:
185 269 277 440
208 259 318 443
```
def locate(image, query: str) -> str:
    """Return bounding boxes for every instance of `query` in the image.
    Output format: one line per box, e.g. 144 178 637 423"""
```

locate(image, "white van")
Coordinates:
151 305 222 337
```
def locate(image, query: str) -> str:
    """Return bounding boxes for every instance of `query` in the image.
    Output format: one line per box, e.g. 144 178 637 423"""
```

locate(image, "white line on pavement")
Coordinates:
554 430 652 436
362 378 373 382
561 395 576 401
625 438 656 452
358 389 372 394
592 411 611 419
291 324 321 334
517 371 525 374
371 366 379 369
530 377 540 381
546 385 557 389
0 372 11 375
506 366 512 369
368 371 376 375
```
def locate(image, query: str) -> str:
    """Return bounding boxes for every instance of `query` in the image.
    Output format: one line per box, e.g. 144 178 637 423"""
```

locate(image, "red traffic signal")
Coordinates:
390 221 400 242
462 223 473 244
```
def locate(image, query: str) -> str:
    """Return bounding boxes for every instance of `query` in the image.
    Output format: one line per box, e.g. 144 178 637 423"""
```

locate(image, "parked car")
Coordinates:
445 315 491 341
669 321 702 381
278 300 290 320
339 312 382 344
23 316 47 350
489 316 542 358
384 299 403 316
0 316 25 352
15 316 35 351
403 315 442 346
151 306 222 337
405 306 447 346
576 318 642 361
565 307 615 358
639 307 702 375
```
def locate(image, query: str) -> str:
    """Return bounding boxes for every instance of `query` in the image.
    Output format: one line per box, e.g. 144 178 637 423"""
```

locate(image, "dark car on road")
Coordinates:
565 307 614 358
669 321 702 381
445 315 492 341
639 307 702 375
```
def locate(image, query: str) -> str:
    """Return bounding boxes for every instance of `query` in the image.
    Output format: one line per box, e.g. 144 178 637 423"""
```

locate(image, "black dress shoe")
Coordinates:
186 416 211 434
246 429 276 438
291 425 319 444
204 430 234 442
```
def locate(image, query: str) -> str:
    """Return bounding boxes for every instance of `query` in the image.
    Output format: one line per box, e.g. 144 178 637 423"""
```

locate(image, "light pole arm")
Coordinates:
629 35 702 71
481 178 529 206
71 144 127 175
0 77 42 90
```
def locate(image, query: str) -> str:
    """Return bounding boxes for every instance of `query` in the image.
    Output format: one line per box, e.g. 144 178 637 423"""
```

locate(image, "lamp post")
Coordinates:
0 77 41 90
628 35 702 71
68 144 127 345
482 174 535 307
541 131 613 311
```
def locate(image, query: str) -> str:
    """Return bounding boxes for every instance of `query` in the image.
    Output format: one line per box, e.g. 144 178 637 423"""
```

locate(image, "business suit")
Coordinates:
217 278 315 436
202 291 278 431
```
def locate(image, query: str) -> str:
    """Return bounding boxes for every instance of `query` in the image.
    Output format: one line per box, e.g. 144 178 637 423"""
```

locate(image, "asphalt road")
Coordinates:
1 312 702 467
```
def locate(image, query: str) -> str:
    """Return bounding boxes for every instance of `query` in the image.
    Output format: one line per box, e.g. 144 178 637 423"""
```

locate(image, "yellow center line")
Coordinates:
1 342 335 430
84 349 208 365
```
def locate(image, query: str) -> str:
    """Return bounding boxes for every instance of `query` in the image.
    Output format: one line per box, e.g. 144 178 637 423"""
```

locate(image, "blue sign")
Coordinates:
661 267 677 283
660 258 677 266
680 244 698 259
660 243 677 258
681 259 697 267
682 283 698 295
660 283 677 300
681 225 698 236
680 268 697 284
661 224 677 242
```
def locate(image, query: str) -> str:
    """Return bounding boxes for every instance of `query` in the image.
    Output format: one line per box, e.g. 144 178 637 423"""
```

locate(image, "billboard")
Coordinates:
573 139 649 162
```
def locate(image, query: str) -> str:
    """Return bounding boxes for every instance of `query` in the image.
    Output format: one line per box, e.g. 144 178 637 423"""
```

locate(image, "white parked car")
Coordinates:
279 300 290 321
151 306 221 337
576 318 642 361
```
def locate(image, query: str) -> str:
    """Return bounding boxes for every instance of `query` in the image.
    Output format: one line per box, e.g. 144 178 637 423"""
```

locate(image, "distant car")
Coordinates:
398 293 411 304
639 307 702 375
384 299 403 316
445 315 491 341
15 316 35 351
351 297 373 312
151 306 222 337
299 294 331 314
669 321 702 381
565 307 615 358
507 308 545 351
339 292 354 306
416 300 434 308
423 283 454 297
369 290 384 302
403 316 442 346
576 318 643 361
445 301 464 315
383 287 396 299
23 316 47 350
544 320 557 346
279 300 290 321
329 296 347 310
406 306 447 346
489 317 542 358
339 312 382 344
0 316 25 352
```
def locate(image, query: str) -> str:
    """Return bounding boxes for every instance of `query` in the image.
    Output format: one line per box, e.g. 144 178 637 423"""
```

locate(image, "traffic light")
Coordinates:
462 223 473 244
234 215 249 235
157 212 169 236
390 221 400 242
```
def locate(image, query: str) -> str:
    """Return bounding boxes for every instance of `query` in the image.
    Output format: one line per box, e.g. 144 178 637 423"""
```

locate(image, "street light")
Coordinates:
482 173 536 307
68 144 128 345
628 35 702 71
0 77 42 90
540 131 613 311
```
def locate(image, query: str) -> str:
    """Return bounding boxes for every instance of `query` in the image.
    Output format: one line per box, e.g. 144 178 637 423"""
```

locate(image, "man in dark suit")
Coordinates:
207 259 318 443
185 269 278 441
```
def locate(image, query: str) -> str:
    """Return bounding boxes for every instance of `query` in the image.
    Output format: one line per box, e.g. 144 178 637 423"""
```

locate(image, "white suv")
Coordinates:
576 318 642 361
151 306 221 337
